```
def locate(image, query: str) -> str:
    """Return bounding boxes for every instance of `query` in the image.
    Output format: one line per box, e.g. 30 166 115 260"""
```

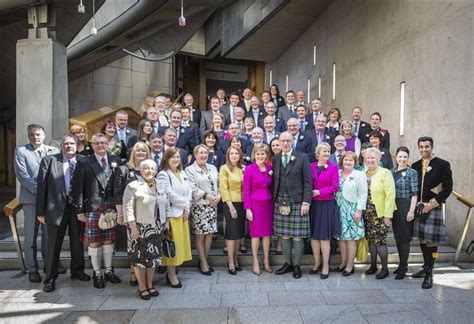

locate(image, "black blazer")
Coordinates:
257 116 286 133
272 151 312 204
379 148 394 170
294 132 313 157
70 154 122 214
245 107 266 126
183 121 201 145
190 107 202 125
307 129 335 155
158 126 197 154
412 157 453 204
36 153 84 226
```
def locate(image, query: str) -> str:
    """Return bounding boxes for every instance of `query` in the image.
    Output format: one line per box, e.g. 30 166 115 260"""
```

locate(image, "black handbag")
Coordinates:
414 203 430 221
162 229 176 259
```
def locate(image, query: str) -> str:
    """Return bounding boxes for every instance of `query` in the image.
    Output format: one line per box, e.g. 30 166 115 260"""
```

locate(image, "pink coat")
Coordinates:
243 162 273 209
310 161 339 201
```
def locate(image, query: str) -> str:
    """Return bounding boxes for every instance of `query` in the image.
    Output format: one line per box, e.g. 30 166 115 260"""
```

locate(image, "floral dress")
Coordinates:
363 180 388 245
336 177 365 240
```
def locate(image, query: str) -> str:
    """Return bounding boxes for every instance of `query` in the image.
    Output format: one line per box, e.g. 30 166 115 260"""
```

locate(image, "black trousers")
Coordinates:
44 204 85 281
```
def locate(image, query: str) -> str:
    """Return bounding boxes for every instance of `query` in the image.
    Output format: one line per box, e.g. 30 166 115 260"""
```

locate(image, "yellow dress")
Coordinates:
161 172 192 266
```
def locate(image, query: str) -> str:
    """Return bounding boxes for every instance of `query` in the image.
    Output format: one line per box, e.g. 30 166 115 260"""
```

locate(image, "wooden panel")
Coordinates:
199 60 207 110
255 61 265 96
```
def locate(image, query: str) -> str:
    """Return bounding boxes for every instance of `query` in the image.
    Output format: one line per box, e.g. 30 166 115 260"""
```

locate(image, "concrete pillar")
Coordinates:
16 39 68 145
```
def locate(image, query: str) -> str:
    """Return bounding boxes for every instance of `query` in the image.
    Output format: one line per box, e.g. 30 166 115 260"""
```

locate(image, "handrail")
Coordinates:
452 191 474 267
3 197 26 273
451 191 474 208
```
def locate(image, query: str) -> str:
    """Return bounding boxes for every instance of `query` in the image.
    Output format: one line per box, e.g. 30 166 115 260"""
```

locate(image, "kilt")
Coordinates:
413 207 445 244
273 193 310 238
82 207 116 243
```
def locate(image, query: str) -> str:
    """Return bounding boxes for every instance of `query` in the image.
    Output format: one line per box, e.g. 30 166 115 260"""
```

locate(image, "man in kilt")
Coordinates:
272 132 313 279
71 133 122 288
411 136 453 289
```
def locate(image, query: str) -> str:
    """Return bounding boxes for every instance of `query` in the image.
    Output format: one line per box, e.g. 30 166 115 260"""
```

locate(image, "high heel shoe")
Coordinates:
320 273 329 280
165 274 183 288
227 263 237 275
198 261 212 276
342 268 354 277
308 266 321 275
365 265 378 275
375 269 389 280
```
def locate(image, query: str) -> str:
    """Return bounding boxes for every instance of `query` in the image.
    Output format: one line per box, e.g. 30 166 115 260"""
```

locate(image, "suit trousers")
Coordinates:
23 204 48 272
45 204 85 281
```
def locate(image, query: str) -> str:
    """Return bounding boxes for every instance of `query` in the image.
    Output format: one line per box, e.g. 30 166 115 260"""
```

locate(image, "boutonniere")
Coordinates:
213 155 217 160
268 170 273 176
323 164 328 169
381 151 385 155
244 156 251 161
427 166 432 173
276 118 281 122
110 162 118 170
299 135 304 140
361 123 366 127
365 133 369 137
259 112 264 116
401 171 406 177
130 170 135 178
180 128 185 134
290 156 295 161
349 176 354 181
304 121 308 125
85 146 90 150
380 131 385 136
325 135 331 140
126 129 130 134
192 108 196 112
241 166 246 172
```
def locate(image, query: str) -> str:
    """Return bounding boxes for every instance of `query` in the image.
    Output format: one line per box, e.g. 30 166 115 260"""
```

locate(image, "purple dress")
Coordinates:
243 163 273 237
345 136 356 153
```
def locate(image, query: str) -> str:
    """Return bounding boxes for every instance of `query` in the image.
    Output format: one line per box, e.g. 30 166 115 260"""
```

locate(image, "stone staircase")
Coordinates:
0 230 472 271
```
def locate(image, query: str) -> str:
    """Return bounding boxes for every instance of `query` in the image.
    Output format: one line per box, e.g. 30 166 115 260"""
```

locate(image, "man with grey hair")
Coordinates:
154 96 170 127
183 93 202 124
286 118 312 156
162 128 188 168
14 124 60 282
37 134 90 292
329 135 347 165
262 115 280 144
308 114 335 155
245 127 264 159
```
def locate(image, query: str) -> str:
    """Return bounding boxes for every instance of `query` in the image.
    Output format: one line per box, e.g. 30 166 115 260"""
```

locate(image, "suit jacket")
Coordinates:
258 115 286 133
220 105 236 126
277 105 296 123
14 143 60 204
70 154 122 214
379 148 394 170
36 153 83 226
310 161 339 201
272 151 312 203
182 120 200 145
329 152 344 165
123 179 169 225
293 132 313 157
238 99 252 112
114 126 137 147
307 129 335 155
200 111 221 132
245 107 266 126
305 112 324 130
359 126 390 150
352 120 369 138
156 169 192 217
159 126 196 154
189 106 202 125
263 131 281 144
243 162 273 210
412 157 453 204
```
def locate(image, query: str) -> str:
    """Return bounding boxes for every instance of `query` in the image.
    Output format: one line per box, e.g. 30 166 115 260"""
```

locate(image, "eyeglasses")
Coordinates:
92 141 108 146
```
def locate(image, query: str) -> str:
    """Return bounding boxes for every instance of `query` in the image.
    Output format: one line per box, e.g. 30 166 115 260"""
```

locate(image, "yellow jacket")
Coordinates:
219 165 243 202
369 167 396 218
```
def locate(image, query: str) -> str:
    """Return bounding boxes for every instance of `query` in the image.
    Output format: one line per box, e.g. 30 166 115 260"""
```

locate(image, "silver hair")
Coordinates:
139 159 158 172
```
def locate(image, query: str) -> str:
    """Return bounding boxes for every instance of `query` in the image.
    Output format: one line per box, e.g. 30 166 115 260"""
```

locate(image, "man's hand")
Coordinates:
301 203 310 216
37 216 46 224
77 213 86 222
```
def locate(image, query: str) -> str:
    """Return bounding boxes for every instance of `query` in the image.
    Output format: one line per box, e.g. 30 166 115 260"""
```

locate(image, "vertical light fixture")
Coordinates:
285 74 289 92
269 70 273 86
90 0 97 35
400 82 405 136
307 78 311 102
318 76 321 98
332 63 336 100
313 45 317 66
179 0 186 26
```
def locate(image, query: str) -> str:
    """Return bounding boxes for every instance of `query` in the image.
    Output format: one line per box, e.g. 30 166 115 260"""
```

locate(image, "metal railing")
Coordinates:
3 197 25 273
452 191 474 266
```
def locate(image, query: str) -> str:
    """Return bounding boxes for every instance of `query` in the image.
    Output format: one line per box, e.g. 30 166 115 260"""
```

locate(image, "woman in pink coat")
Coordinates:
243 143 273 275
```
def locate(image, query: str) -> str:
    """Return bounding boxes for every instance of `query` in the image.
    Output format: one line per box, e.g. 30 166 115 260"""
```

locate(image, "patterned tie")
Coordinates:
154 154 161 167
282 153 288 168
300 120 305 131
101 157 107 170
68 160 76 193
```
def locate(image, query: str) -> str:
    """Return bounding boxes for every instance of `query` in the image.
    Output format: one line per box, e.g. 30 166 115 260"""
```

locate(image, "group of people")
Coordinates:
13 85 453 300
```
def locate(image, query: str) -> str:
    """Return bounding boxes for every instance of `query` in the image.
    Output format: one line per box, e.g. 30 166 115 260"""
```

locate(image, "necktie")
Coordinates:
67 160 76 193
282 153 288 167
290 106 294 116
354 122 359 134
300 120 305 131
189 107 193 121
176 127 180 139
318 132 323 143
37 150 43 158
154 154 161 167
238 122 242 130
101 157 107 170
230 108 235 123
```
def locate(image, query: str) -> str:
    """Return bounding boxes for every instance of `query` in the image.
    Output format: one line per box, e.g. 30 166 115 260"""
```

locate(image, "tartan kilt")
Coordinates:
413 208 445 244
273 193 310 238
82 205 116 243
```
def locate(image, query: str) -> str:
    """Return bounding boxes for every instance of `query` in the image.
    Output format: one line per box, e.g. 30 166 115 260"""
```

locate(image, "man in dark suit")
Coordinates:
216 88 228 106
183 93 202 125
305 98 324 130
262 116 281 144
358 112 390 150
245 96 266 126
200 96 224 132
36 134 91 292
71 133 122 289
258 101 285 132
114 110 137 147
244 127 264 160
221 92 241 125
351 106 369 139
180 106 200 145
162 128 188 168
286 118 312 156
272 132 312 279
148 133 164 172
277 91 297 123
159 110 196 154
295 105 310 132
14 124 60 282
308 114 335 156
238 88 252 112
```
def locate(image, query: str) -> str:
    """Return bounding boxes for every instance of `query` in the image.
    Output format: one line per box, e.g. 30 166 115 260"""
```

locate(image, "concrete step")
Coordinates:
0 245 472 271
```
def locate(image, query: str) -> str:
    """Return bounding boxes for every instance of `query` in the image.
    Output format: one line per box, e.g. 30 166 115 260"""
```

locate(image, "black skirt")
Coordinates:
223 202 246 240
393 198 414 243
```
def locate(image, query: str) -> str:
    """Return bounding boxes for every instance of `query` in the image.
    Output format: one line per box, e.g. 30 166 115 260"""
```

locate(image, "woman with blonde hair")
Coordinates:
157 147 193 287
70 124 92 155
339 120 361 156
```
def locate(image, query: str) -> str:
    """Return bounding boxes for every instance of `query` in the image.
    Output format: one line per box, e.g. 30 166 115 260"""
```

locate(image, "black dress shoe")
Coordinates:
394 268 407 280
411 268 426 278
342 268 354 277
57 266 67 275
165 274 183 288
147 286 159 297
365 265 378 275
376 269 389 280
332 266 345 272
320 273 329 280
198 261 212 276
104 271 121 284
93 273 105 289
393 267 399 274
209 266 215 272
275 263 294 275
235 265 242 272
421 268 433 289
43 278 55 292
156 266 167 274
71 272 91 281
29 271 42 283
293 265 302 279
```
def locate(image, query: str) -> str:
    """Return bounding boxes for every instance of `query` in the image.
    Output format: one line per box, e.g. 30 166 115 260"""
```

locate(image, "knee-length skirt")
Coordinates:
223 202 246 240
190 204 218 235
248 199 273 238
413 207 445 244
273 193 310 238
161 216 192 266
310 200 341 240
128 222 162 268
393 198 414 243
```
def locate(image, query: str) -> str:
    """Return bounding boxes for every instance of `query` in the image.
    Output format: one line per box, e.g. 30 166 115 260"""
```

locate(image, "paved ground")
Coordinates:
0 264 473 323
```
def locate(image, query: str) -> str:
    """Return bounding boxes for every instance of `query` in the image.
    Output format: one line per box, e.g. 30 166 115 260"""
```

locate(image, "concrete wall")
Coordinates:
68 55 173 117
266 0 474 247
